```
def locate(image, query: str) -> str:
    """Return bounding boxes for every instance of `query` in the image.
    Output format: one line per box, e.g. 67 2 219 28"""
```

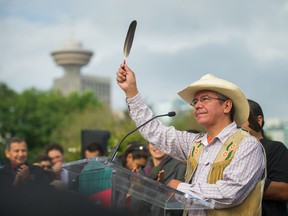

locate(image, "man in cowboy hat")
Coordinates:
116 64 265 216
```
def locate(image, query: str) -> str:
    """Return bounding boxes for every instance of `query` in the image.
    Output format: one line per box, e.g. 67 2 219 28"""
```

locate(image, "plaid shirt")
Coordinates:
127 93 265 216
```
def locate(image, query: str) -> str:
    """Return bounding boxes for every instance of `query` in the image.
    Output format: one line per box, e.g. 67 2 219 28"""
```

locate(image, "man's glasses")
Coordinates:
190 96 226 107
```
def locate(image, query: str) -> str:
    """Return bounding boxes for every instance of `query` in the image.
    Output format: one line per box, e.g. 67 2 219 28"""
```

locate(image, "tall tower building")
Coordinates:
51 39 111 106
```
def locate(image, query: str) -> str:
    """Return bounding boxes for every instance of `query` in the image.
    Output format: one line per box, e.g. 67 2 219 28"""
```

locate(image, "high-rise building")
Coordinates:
51 39 111 106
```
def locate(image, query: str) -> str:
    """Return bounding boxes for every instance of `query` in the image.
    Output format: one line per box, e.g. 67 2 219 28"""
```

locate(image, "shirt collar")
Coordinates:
199 121 238 146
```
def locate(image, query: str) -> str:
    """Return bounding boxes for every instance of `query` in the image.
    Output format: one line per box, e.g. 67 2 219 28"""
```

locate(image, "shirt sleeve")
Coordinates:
127 93 197 162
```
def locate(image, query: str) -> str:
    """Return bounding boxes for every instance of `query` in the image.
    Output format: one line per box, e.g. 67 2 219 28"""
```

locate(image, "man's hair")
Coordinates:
247 111 262 133
248 99 265 128
85 142 105 156
248 99 265 135
45 143 64 155
34 155 52 163
6 137 26 150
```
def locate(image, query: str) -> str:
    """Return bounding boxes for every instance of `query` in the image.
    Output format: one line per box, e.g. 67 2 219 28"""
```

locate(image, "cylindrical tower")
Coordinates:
51 39 93 77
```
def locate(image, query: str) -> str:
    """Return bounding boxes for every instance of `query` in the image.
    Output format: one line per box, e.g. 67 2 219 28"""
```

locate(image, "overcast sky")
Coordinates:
1 0 288 121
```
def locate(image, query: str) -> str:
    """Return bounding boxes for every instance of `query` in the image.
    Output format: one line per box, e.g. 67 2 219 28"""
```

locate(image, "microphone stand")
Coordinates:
108 112 176 162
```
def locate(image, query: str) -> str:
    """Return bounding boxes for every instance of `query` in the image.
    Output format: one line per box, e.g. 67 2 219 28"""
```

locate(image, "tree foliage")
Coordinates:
0 82 146 163
2 82 204 164
50 107 146 162
0 83 102 162
170 109 205 132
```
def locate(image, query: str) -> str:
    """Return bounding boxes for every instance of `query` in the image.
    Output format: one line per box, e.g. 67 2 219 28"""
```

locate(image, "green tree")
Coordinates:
0 83 162 164
170 109 205 132
0 83 18 163
0 84 101 162
51 106 146 162
0 83 18 138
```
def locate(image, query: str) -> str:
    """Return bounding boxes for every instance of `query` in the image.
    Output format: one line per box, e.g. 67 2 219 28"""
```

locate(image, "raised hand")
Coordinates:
116 64 138 98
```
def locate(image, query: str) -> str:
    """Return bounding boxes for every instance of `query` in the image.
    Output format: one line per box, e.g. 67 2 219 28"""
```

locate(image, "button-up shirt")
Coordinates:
127 93 265 216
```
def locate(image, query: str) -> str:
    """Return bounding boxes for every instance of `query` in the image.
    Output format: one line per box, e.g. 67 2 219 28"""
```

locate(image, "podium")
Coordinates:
62 157 215 215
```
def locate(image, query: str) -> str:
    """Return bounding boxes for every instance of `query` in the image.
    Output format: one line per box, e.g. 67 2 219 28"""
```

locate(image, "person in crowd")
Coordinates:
45 143 65 179
84 142 105 158
116 64 265 215
139 142 186 184
45 143 67 189
34 154 53 171
132 142 187 216
242 99 288 216
33 154 55 183
114 142 149 170
112 142 149 211
0 137 50 192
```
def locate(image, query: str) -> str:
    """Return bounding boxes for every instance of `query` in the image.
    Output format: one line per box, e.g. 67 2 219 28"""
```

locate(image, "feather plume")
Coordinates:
123 20 137 63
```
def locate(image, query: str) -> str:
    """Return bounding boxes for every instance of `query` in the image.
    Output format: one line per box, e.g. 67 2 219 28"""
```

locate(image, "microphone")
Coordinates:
108 111 176 162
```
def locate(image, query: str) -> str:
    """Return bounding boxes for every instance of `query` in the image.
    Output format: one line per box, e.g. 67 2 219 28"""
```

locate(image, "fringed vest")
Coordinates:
184 129 265 216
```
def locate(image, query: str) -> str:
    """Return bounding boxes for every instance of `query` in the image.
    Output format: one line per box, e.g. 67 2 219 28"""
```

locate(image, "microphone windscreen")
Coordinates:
168 111 176 117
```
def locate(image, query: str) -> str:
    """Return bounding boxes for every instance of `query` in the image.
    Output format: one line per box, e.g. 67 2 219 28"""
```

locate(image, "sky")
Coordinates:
1 0 288 122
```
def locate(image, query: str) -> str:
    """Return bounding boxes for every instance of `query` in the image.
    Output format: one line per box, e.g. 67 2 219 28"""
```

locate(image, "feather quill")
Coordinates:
123 20 137 64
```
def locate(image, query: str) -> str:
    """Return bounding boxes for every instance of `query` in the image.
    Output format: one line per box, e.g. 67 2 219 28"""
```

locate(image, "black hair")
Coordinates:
34 155 52 163
45 143 64 155
247 111 262 133
248 99 265 134
121 142 149 168
85 142 105 156
6 137 26 150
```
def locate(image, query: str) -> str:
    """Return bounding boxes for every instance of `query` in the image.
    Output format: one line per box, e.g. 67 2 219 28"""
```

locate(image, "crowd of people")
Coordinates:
0 138 128 216
1 62 288 216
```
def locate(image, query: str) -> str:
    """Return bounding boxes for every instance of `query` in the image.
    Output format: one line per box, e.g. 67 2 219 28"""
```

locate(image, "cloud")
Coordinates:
0 0 288 121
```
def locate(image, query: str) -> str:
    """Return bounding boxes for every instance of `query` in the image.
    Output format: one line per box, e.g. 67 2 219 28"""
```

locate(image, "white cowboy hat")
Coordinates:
177 74 249 127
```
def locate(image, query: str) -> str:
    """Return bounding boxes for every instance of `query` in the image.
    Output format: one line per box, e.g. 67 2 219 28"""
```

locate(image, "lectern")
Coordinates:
62 157 215 215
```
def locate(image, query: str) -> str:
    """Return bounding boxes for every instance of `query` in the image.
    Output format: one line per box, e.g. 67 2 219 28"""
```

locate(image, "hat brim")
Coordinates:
177 74 249 127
